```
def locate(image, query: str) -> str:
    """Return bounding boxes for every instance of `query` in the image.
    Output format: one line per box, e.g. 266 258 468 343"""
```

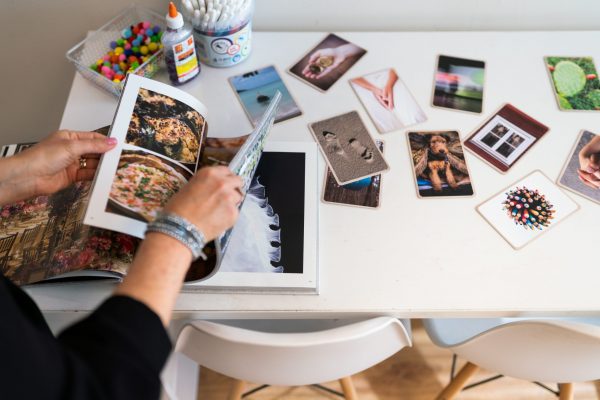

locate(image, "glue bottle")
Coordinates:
162 1 200 85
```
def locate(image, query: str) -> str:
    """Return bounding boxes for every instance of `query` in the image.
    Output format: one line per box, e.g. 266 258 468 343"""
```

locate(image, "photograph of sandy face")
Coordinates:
433 55 485 113
408 131 474 197
351 68 426 133
289 33 367 92
323 140 384 208
126 88 206 169
310 111 388 185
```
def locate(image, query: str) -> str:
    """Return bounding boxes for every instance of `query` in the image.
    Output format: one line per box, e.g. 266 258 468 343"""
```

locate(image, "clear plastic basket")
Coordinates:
66 5 165 97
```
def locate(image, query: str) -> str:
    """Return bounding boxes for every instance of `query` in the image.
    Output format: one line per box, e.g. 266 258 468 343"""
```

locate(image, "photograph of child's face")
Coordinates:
289 34 367 92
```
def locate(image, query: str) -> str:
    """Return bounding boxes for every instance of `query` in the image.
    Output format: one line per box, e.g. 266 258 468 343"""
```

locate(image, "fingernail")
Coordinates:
106 137 118 146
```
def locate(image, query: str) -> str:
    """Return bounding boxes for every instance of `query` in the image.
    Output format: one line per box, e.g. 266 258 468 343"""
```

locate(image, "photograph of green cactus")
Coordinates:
545 56 600 111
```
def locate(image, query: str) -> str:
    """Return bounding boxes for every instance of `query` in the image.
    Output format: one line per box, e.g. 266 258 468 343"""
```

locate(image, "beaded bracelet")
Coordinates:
146 212 208 261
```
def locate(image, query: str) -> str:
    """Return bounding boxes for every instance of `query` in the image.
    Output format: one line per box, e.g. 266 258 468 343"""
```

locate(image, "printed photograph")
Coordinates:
289 33 367 92
465 104 548 173
106 150 192 223
201 135 249 167
433 55 485 113
408 131 474 197
323 141 384 208
477 170 579 249
310 111 389 185
350 68 426 133
545 57 600 111
126 88 206 169
0 182 137 285
229 65 302 126
206 151 306 277
558 130 600 204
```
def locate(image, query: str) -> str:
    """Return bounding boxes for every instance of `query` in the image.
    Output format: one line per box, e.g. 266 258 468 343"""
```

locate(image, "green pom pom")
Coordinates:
553 61 586 97
558 95 572 110
586 89 600 110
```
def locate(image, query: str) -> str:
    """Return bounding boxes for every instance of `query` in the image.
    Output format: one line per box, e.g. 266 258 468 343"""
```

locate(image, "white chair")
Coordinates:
423 318 600 400
163 317 411 400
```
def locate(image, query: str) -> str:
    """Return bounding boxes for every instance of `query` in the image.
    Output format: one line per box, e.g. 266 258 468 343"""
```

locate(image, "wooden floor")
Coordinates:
197 320 600 400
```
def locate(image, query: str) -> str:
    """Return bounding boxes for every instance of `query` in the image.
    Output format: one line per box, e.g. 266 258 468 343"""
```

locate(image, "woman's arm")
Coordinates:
115 166 242 326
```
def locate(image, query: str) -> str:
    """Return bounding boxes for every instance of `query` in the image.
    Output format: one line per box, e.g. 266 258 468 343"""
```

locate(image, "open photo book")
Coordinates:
0 75 319 293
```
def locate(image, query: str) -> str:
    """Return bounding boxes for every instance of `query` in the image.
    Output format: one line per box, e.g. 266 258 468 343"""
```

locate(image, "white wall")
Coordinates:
1 0 599 143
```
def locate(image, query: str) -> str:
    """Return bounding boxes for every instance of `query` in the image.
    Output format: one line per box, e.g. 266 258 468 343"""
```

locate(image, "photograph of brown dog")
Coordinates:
407 131 474 197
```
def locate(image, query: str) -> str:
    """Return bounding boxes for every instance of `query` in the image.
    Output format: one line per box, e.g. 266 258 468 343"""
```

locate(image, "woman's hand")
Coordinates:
578 135 600 189
163 166 243 241
0 130 117 206
302 44 363 80
117 166 243 326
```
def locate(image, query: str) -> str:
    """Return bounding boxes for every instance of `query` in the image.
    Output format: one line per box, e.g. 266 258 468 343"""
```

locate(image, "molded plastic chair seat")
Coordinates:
425 317 600 348
424 317 600 400
176 317 412 386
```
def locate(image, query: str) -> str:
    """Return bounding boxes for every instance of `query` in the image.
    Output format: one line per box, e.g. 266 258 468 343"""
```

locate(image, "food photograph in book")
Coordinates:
126 88 206 169
558 130 600 204
220 151 306 274
230 65 302 126
408 131 474 197
106 150 193 223
433 55 485 113
545 57 600 111
0 182 138 286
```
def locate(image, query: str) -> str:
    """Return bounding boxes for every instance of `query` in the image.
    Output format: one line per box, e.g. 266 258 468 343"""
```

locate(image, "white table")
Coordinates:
27 31 600 323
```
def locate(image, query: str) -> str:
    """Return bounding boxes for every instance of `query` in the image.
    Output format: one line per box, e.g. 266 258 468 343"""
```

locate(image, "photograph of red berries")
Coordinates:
545 56 600 111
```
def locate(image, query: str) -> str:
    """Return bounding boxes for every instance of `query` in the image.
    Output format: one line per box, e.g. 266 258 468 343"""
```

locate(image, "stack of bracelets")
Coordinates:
146 212 208 261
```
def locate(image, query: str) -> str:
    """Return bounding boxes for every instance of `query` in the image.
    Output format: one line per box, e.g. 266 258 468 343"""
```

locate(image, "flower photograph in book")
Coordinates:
126 88 206 168
0 181 138 285
106 150 192 223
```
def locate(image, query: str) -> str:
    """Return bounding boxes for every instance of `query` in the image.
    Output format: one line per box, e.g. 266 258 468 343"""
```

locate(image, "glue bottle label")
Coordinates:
172 36 199 83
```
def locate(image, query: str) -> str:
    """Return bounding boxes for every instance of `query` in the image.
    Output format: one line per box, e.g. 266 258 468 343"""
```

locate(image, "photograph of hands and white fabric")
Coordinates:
2 0 600 399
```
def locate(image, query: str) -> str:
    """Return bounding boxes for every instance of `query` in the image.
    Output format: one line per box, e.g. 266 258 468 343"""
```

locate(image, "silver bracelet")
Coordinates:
146 212 208 261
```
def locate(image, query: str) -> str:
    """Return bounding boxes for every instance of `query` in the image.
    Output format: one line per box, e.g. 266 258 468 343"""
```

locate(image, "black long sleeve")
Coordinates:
0 275 172 400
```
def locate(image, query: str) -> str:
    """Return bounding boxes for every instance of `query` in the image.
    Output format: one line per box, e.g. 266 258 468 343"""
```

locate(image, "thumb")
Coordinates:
67 137 118 158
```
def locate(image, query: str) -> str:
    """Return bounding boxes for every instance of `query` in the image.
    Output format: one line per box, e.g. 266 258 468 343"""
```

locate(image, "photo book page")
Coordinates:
84 74 209 238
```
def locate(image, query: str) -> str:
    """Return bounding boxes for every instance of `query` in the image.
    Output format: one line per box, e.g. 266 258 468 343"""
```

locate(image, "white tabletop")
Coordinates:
27 31 600 319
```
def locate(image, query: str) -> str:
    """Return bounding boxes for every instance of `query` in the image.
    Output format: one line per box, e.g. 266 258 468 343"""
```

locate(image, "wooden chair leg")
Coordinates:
435 362 480 400
227 379 246 400
559 383 574 400
339 376 358 400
